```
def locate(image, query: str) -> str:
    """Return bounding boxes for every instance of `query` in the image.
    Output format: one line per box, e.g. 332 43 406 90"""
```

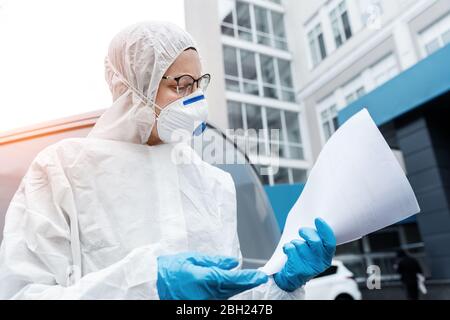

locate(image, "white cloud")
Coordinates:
0 0 185 132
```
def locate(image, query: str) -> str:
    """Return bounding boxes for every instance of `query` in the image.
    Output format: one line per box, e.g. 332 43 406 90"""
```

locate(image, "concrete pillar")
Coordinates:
392 21 420 70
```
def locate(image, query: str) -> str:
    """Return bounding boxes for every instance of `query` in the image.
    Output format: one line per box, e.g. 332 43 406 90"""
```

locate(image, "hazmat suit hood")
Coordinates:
88 21 198 144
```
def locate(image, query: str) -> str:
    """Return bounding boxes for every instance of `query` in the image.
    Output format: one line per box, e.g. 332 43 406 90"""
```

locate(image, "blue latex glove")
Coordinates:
274 218 336 292
157 252 269 300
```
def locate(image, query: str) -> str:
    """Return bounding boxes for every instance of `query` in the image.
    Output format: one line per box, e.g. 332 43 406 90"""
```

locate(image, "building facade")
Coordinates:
185 0 311 187
285 0 450 286
185 0 450 289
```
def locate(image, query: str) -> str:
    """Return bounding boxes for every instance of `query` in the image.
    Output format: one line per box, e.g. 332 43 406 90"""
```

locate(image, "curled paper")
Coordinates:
260 109 420 275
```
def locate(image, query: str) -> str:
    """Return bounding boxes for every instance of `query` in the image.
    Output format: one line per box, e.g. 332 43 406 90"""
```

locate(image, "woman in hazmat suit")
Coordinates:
0 21 336 299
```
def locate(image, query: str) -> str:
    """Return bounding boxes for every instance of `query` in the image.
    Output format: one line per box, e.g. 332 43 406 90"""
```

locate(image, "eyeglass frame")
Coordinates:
161 73 211 96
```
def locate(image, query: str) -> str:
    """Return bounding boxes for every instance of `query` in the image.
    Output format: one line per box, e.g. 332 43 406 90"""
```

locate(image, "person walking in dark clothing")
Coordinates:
396 250 423 300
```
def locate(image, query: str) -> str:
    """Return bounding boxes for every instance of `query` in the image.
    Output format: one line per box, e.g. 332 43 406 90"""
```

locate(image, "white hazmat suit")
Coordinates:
0 21 304 300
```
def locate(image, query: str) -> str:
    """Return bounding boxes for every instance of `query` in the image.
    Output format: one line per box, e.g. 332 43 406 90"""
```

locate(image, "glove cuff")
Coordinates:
157 259 174 300
273 273 305 292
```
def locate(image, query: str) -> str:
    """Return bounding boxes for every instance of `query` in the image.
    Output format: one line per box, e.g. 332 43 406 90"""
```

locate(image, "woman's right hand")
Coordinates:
157 252 268 300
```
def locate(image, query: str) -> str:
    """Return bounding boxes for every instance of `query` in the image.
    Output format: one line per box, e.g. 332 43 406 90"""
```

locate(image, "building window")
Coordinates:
267 106 304 160
443 29 450 45
402 223 422 245
223 46 295 102
271 11 288 50
321 105 338 141
220 0 235 36
223 46 240 92
419 12 450 57
219 0 288 50
370 54 399 87
245 103 265 132
342 75 366 105
273 167 289 184
330 1 353 49
334 222 426 281
291 168 307 183
285 110 304 159
259 54 296 102
368 228 401 252
240 49 259 95
308 23 327 67
255 6 272 46
255 165 308 186
255 165 271 185
277 59 296 102
345 87 366 104
227 100 244 130
236 1 252 41
321 55 398 117
425 39 441 55
260 54 278 99
267 108 290 159
227 101 305 161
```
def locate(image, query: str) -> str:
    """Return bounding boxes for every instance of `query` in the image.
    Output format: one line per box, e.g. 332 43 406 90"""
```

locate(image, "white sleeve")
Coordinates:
228 232 305 300
0 150 162 300
231 275 305 300
217 172 305 300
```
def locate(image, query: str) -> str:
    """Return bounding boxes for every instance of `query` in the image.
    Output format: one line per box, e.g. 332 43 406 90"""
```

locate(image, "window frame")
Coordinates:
220 0 289 51
418 12 450 58
307 23 328 67
226 100 309 186
316 94 339 144
223 45 296 103
329 0 353 49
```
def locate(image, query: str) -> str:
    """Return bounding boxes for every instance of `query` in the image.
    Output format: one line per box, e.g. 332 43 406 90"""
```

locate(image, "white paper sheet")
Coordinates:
260 109 420 275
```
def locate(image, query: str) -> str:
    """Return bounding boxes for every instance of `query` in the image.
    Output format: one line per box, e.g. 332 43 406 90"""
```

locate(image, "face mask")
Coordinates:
104 57 208 144
154 90 208 143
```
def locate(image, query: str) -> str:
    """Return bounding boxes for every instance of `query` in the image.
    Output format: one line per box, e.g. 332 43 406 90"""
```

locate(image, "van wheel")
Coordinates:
335 294 354 300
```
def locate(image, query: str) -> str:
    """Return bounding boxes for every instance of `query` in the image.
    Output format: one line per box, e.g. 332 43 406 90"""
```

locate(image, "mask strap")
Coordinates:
105 56 163 116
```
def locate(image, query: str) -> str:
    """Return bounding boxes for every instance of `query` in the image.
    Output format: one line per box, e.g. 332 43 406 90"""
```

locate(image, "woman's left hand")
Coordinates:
274 217 336 292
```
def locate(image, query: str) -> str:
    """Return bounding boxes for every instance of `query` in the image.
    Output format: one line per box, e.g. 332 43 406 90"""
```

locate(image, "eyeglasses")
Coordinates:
162 73 211 97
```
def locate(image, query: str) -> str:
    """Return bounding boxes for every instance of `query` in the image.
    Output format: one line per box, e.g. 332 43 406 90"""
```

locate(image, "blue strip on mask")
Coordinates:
193 122 207 136
183 94 205 106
